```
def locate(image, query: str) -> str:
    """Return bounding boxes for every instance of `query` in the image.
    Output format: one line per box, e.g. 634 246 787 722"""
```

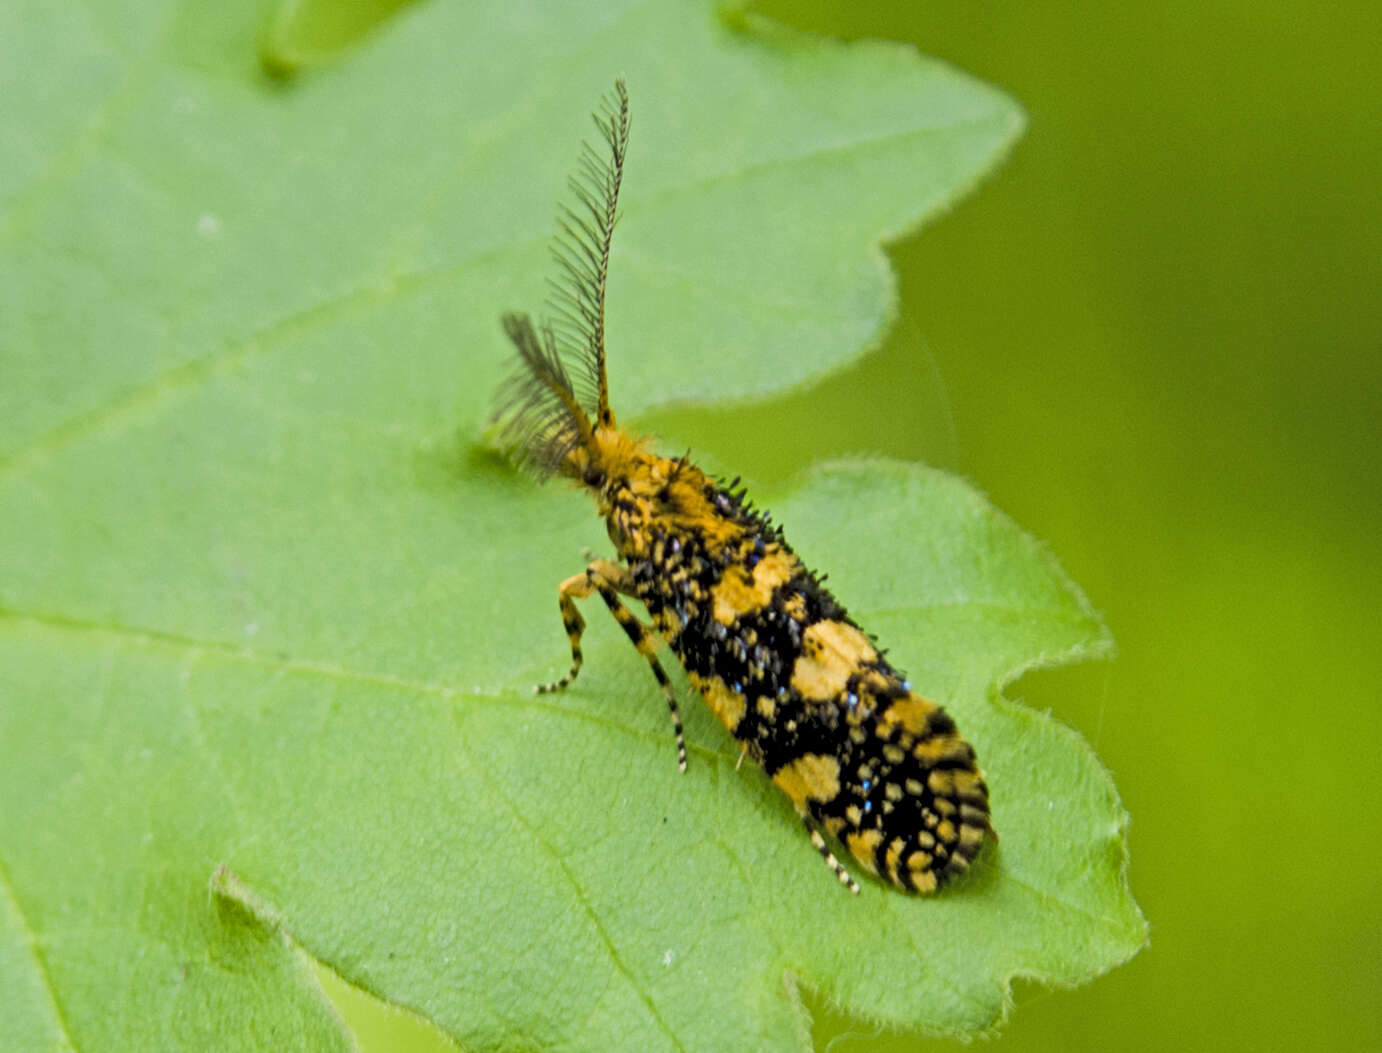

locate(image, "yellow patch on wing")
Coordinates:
876 695 941 737
958 823 988 850
789 620 877 701
930 768 985 802
951 770 986 799
912 735 974 765
711 549 796 625
907 856 939 893
690 673 746 732
885 837 907 878
845 829 883 875
772 753 842 811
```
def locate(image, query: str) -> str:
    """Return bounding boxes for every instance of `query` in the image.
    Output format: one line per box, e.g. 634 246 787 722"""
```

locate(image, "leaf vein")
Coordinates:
0 608 727 761
452 731 687 1052
0 854 77 1051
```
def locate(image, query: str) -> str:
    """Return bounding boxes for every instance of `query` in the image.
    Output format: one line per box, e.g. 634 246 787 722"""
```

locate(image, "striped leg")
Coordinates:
535 586 589 694
803 815 860 895
536 560 688 772
536 560 635 694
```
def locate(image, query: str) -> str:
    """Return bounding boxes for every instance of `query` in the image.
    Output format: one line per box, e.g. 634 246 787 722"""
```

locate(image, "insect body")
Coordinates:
495 81 990 893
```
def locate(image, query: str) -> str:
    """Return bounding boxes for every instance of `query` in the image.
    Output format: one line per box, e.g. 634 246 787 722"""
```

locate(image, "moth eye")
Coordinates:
584 466 607 488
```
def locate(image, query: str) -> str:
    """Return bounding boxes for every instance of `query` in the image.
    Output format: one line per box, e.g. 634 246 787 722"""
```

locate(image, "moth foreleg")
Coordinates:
536 559 688 773
535 559 631 695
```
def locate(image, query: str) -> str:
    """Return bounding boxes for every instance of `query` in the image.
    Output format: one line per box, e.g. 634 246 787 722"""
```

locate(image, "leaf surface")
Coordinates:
0 1 1142 1049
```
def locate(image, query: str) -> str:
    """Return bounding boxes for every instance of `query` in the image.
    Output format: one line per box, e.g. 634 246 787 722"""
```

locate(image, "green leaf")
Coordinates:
0 1 1142 1049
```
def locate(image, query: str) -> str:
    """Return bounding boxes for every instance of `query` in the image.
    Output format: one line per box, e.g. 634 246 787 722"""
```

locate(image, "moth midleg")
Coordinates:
597 585 688 773
536 558 688 772
802 814 861 895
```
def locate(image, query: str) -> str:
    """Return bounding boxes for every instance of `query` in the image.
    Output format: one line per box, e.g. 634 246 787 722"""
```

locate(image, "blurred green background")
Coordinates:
324 1 1381 1049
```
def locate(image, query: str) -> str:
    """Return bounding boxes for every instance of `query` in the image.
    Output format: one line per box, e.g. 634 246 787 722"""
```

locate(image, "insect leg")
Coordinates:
595 584 687 772
535 582 589 695
802 814 860 895
536 560 688 772
536 560 631 694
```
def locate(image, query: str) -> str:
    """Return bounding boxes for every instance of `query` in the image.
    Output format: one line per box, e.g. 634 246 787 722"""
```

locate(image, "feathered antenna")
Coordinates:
547 78 628 429
493 79 631 476
493 313 593 477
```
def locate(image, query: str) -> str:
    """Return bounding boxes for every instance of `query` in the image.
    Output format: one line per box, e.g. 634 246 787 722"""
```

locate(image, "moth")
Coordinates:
494 80 990 893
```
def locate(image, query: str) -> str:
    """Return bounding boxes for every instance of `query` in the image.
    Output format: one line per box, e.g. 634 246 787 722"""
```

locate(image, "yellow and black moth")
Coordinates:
494 80 990 894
